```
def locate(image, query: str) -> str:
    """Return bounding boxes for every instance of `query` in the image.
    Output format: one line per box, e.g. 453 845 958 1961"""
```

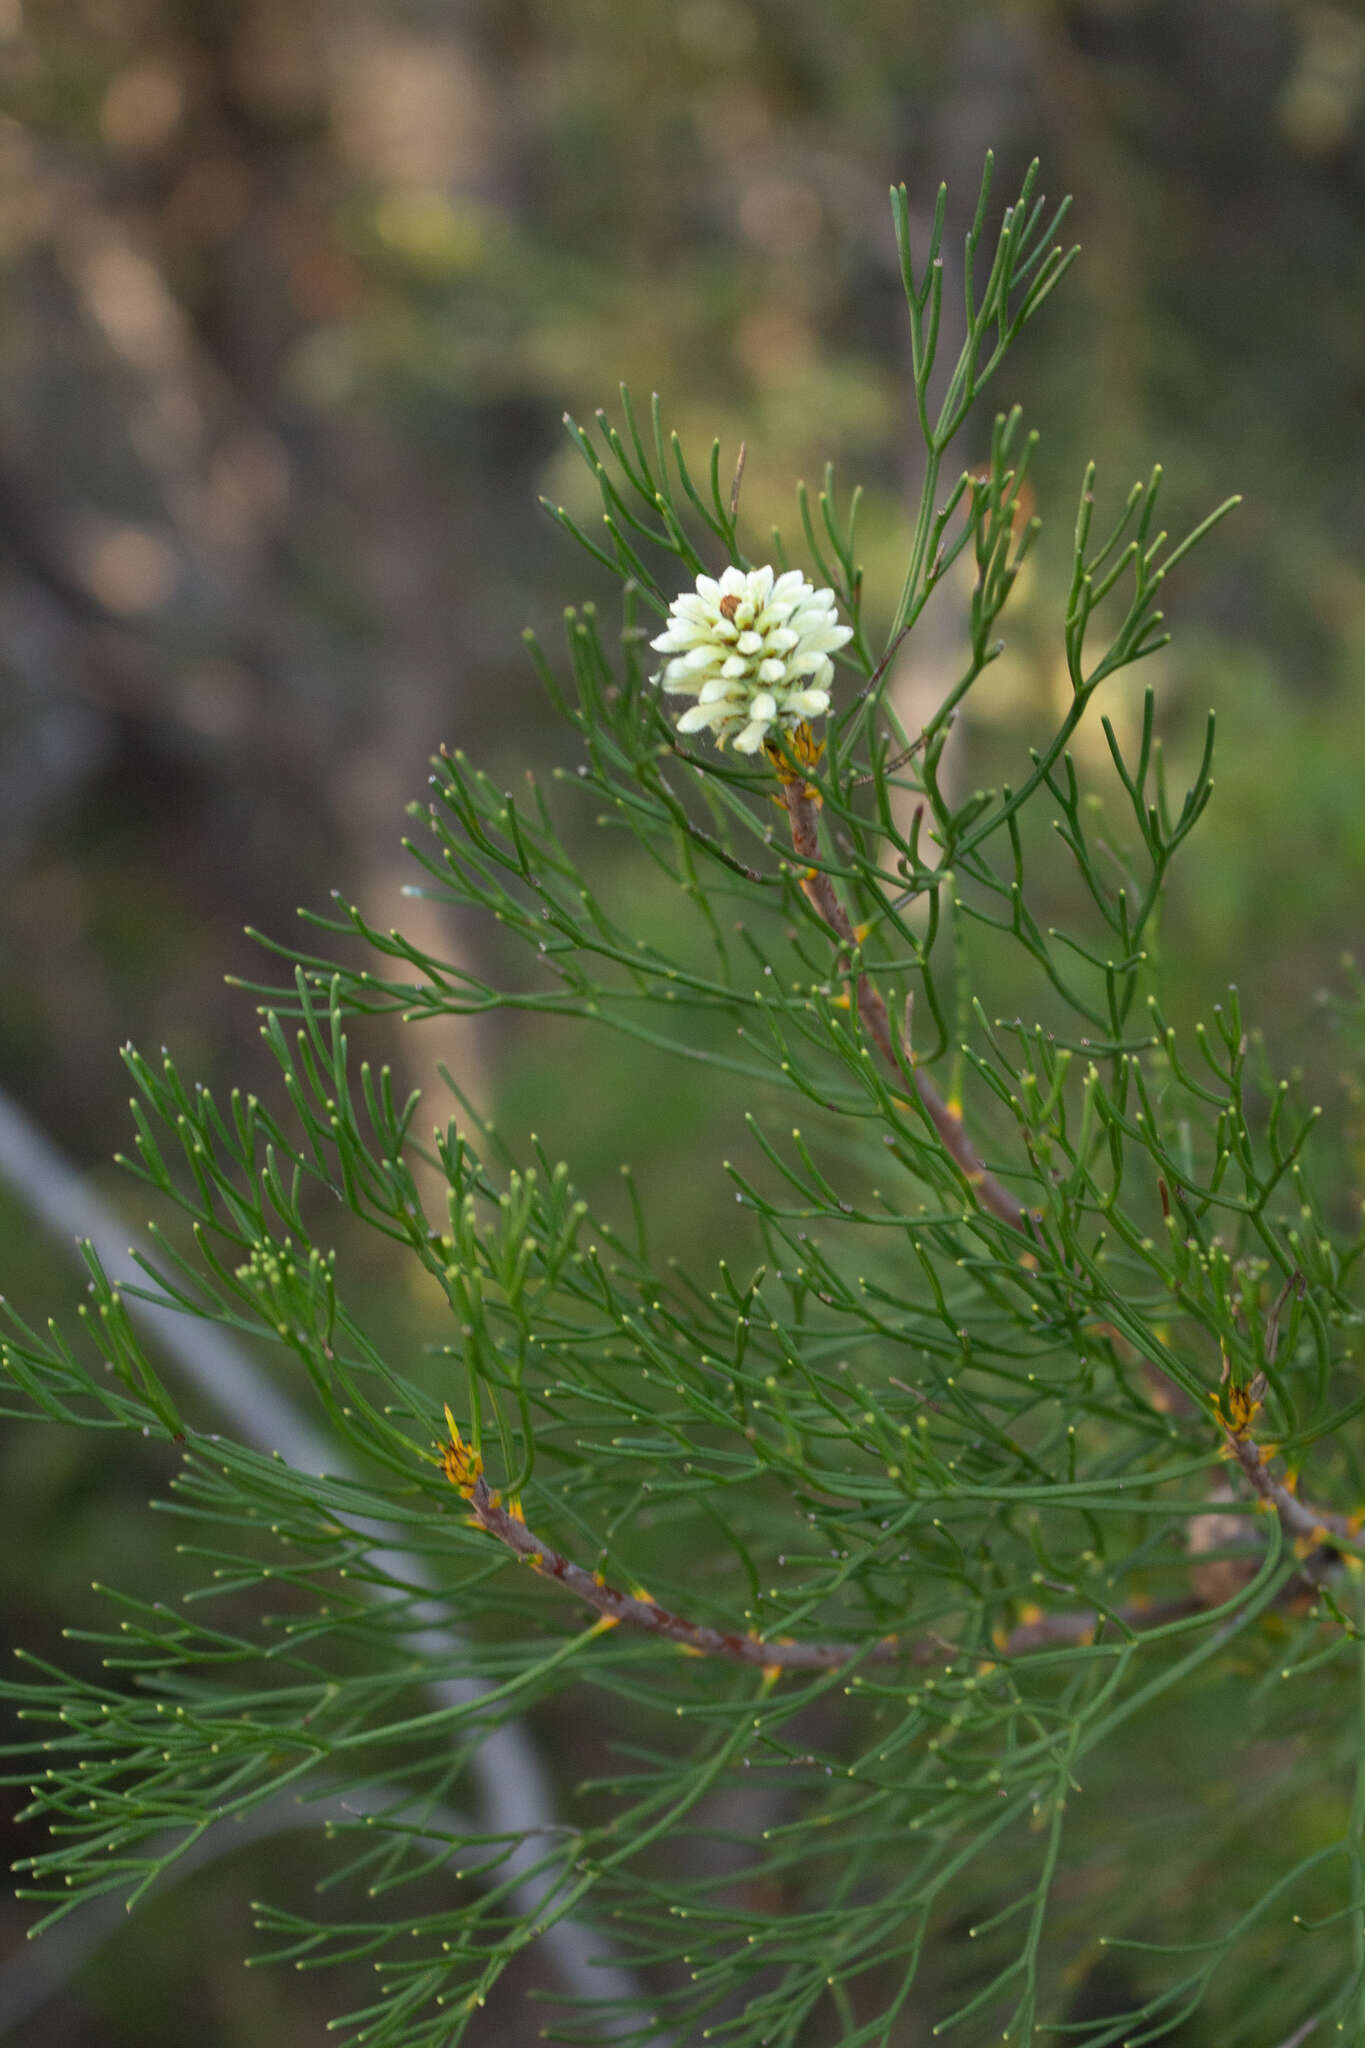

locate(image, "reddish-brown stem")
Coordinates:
781 783 1359 1568
1220 1426 1355 1547
1212 1275 1358 1552
463 1473 1199 1674
781 777 1031 1235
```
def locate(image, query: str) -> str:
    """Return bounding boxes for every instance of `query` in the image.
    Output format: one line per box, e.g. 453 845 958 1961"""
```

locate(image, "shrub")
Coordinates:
4 156 1360 2048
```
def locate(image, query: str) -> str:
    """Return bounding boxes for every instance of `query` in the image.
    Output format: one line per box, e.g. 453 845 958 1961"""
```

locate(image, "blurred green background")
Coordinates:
2 0 1364 2040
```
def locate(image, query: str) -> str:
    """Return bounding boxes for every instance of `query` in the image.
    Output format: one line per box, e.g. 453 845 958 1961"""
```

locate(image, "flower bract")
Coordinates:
650 565 853 753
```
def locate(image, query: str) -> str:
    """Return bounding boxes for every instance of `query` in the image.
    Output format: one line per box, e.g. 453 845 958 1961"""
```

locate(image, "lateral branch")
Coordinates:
439 1407 1200 1676
779 764 1030 1235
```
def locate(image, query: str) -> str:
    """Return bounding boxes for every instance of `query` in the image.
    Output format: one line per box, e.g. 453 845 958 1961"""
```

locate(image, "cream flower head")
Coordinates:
650 565 853 754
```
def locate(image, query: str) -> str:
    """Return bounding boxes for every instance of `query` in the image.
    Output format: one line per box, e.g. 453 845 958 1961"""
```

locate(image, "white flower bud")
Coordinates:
651 565 852 753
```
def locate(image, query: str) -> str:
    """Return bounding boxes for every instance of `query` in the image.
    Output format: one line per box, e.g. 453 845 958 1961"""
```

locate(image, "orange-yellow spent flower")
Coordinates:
440 1404 482 1494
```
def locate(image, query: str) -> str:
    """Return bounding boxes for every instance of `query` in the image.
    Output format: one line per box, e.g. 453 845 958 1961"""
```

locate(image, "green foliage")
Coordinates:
3 156 1364 2048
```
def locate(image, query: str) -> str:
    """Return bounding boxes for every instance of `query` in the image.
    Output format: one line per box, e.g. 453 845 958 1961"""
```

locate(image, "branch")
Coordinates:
1215 1294 1361 1554
441 1409 1203 1673
1221 1422 1357 1549
0 1087 643 2025
782 773 1357 1586
0 1784 472 2040
781 772 1032 1234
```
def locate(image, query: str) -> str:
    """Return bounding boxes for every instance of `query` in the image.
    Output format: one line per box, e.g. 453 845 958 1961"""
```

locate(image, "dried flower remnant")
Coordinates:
439 1403 482 1493
651 564 852 753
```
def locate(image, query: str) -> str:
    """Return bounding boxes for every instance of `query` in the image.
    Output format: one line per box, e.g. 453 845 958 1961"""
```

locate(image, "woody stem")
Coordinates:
781 776 1030 1234
460 1472 1199 1672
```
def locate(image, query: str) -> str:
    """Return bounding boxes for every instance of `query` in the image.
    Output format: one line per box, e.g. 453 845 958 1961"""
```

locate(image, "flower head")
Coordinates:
650 565 853 754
